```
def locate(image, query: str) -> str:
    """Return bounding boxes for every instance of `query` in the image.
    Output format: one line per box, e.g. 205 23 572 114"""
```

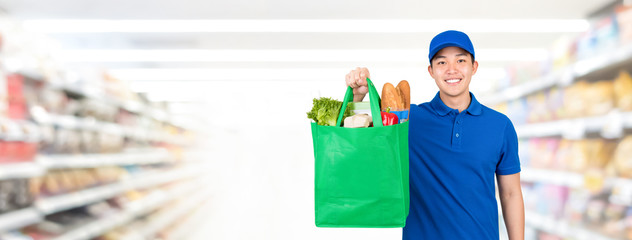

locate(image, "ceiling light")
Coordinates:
58 49 548 62
113 67 506 83
23 19 589 33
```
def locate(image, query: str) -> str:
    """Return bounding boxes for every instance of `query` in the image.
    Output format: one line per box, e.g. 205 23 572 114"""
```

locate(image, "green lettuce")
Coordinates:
307 97 351 126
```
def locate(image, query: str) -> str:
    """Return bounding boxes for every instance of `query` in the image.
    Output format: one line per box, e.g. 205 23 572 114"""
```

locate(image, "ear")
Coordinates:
428 65 434 78
471 61 479 75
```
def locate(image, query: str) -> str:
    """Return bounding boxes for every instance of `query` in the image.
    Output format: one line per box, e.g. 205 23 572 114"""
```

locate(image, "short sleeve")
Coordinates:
496 119 521 175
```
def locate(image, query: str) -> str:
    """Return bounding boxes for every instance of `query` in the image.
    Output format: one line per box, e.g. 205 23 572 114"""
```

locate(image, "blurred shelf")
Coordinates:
36 166 202 215
0 207 43 232
134 184 209 239
525 210 620 240
36 182 124 215
54 182 208 240
20 70 189 131
523 168 632 208
26 110 192 145
521 167 584 188
482 44 632 106
483 72 560 107
0 162 46 180
515 110 632 139
51 191 166 240
37 149 172 169
42 113 184 144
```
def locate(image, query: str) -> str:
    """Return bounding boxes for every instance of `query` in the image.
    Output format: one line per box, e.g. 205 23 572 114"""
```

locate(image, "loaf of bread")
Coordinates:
381 83 404 111
396 80 410 110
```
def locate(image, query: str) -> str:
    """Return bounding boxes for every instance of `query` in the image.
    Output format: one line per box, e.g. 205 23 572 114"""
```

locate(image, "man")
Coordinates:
345 30 524 240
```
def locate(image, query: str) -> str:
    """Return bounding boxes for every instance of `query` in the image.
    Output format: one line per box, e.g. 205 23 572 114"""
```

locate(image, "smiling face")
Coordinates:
428 46 478 100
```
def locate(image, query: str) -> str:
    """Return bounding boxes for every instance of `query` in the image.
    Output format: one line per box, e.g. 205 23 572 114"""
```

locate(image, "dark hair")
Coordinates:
430 52 474 67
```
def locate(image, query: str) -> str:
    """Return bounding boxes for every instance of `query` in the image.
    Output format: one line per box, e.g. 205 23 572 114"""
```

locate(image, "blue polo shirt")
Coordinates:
403 92 521 240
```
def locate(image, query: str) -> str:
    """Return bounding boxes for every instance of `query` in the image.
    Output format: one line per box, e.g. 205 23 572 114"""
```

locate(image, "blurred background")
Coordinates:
0 0 628 239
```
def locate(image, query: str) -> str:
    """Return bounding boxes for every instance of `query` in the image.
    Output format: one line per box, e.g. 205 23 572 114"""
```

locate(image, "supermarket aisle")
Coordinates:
0 1 631 240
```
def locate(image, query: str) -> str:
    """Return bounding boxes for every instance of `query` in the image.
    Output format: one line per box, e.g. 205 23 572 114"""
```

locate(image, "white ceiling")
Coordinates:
0 0 619 128
0 0 615 19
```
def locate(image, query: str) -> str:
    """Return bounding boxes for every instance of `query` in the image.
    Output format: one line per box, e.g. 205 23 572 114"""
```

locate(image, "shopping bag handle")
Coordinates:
336 78 383 127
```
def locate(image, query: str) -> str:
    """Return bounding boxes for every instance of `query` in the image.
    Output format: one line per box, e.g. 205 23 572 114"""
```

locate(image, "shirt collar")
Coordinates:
430 91 483 116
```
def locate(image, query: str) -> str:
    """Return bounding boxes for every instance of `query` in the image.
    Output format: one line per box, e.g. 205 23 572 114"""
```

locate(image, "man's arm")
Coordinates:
497 173 524 240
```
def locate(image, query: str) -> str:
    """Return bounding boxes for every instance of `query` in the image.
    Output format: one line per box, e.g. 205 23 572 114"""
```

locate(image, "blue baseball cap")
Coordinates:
428 30 475 63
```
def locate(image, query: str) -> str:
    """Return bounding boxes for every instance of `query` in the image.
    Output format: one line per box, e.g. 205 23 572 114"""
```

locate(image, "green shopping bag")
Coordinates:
311 78 409 228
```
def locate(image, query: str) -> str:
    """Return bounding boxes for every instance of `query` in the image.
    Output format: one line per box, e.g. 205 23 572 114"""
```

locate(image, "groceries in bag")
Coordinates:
381 80 411 123
311 77 410 228
307 79 411 127
306 97 351 126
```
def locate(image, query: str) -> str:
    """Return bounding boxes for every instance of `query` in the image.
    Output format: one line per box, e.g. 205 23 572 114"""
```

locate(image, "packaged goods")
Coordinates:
613 136 632 178
562 81 590 119
343 114 372 128
584 80 614 116
528 138 559 169
613 71 632 111
565 140 589 173
616 5 632 44
547 87 565 121
348 102 371 117
527 92 549 123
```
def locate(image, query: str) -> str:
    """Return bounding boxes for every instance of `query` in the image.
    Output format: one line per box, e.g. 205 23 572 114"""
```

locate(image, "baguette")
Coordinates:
381 83 404 111
396 80 410 110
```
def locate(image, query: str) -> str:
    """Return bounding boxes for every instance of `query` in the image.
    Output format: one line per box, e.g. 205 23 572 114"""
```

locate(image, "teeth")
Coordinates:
446 79 460 83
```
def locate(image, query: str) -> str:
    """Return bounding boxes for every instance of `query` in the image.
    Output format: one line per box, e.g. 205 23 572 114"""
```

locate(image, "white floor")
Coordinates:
185 123 402 240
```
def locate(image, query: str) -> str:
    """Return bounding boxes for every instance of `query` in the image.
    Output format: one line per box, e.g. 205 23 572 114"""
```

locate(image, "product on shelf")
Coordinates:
564 140 589 172
563 188 590 225
7 74 26 120
617 5 632 44
583 139 616 193
552 139 571 171
546 87 565 121
37 124 55 154
562 80 590 119
614 71 632 111
583 80 615 117
0 120 38 163
602 203 627 238
626 207 632 240
506 98 528 125
528 138 559 169
0 69 8 118
37 88 67 115
0 179 33 214
586 139 617 169
22 201 119 239
52 128 80 154
576 15 619 60
550 36 574 70
526 92 550 123
613 135 632 178
34 167 127 198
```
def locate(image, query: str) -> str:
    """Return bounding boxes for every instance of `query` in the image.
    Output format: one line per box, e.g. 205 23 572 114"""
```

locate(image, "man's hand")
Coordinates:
345 67 370 102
